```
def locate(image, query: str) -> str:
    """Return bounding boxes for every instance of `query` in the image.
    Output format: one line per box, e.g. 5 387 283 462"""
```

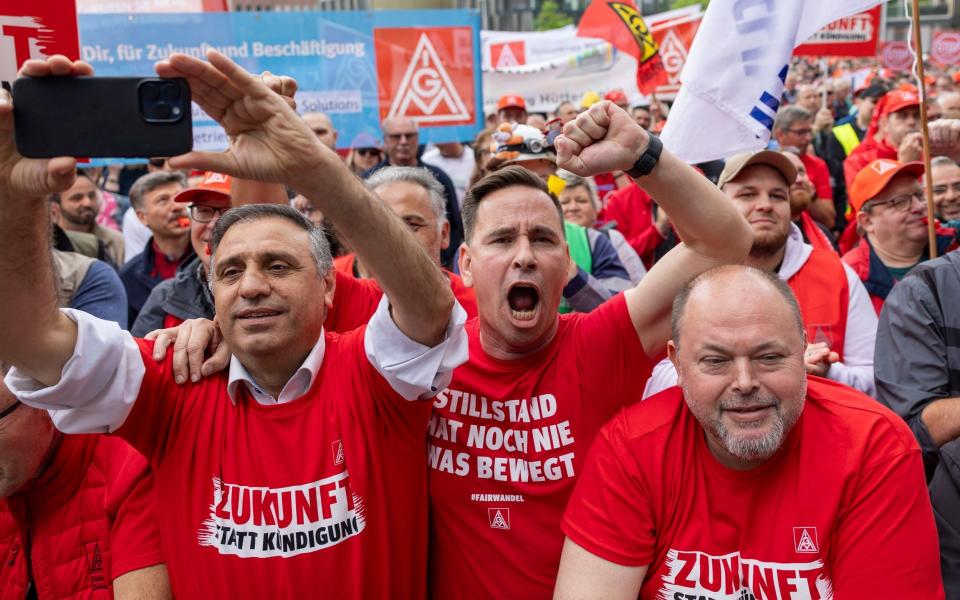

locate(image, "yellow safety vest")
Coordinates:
832 122 861 157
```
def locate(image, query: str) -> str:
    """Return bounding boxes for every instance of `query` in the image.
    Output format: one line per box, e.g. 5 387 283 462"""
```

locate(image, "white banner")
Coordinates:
481 7 701 115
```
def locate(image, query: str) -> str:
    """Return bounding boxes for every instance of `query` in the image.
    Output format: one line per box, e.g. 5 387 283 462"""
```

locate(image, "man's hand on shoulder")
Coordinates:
146 319 230 384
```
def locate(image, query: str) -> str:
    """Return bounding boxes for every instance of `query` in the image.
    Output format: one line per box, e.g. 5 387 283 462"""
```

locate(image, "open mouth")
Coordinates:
723 405 774 422
507 283 540 321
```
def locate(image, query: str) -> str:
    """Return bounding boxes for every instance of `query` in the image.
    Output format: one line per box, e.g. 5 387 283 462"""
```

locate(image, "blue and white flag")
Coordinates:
660 0 885 164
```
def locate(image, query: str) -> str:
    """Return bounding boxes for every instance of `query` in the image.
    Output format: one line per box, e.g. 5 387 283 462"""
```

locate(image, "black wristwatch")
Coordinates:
625 134 663 179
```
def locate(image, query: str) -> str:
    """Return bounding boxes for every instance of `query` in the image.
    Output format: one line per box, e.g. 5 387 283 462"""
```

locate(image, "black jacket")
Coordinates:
131 255 214 337
120 238 196 327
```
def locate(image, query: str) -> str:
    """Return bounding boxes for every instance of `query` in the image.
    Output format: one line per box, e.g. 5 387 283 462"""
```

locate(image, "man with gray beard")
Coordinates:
555 265 942 599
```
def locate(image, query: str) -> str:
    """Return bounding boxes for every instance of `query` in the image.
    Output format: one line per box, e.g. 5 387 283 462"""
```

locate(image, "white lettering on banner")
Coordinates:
297 90 362 115
658 28 688 86
387 33 470 125
429 388 577 482
0 16 49 85
659 550 833 600
198 472 366 558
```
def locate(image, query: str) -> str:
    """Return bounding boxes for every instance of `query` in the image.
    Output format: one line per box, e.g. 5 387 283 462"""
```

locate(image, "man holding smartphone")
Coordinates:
0 52 467 599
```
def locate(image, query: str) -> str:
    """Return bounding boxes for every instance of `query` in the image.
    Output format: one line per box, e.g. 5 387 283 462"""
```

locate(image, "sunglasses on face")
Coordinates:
357 148 382 158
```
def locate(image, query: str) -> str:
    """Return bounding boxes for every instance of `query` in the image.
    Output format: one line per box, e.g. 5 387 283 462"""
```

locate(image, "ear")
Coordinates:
458 242 473 287
440 220 450 251
856 209 873 235
323 267 336 314
136 208 148 227
667 340 681 385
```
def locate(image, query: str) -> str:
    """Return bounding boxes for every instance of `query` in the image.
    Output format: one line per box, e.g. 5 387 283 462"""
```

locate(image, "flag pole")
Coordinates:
910 0 939 258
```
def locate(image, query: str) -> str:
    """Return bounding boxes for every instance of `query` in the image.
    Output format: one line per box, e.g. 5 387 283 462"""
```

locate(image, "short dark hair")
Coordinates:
49 170 95 204
129 171 187 210
208 204 333 288
671 266 805 347
462 165 564 242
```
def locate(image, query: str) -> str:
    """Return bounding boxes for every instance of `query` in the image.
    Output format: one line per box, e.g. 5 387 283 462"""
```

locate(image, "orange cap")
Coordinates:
848 159 924 214
497 95 526 111
174 171 232 205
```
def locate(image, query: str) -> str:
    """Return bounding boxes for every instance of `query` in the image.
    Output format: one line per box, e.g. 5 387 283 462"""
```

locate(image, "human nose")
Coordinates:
512 237 537 271
237 267 271 299
729 358 759 395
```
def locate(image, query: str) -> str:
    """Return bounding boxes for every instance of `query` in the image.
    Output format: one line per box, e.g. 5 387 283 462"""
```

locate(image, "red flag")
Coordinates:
577 0 668 95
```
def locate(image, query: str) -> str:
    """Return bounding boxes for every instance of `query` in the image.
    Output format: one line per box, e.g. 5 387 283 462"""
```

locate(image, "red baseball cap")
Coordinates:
848 159 924 213
878 89 920 118
497 95 526 111
174 171 232 205
604 89 629 105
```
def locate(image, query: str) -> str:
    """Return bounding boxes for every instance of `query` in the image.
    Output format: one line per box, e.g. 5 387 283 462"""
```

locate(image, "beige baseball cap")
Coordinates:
717 150 798 189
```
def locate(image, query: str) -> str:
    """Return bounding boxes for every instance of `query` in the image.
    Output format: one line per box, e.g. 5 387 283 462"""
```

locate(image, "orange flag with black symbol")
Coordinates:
577 0 669 95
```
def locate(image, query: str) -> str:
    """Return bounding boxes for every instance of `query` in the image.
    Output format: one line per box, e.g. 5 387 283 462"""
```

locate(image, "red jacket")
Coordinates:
787 247 849 360
798 212 837 253
0 435 164 600
599 182 663 268
842 231 959 314
843 135 898 191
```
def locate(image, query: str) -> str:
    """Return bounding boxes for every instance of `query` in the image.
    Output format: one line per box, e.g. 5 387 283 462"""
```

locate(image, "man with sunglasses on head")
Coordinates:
130 171 232 336
364 116 464 269
843 159 958 314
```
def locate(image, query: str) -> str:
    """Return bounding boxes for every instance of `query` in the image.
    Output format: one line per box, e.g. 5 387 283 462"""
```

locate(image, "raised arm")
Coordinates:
0 57 91 385
156 51 454 345
556 101 752 356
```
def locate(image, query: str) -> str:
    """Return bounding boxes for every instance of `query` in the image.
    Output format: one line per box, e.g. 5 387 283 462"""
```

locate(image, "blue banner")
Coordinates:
78 10 483 151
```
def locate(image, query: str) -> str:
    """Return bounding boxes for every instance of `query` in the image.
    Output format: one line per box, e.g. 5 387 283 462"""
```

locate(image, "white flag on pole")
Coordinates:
660 0 886 164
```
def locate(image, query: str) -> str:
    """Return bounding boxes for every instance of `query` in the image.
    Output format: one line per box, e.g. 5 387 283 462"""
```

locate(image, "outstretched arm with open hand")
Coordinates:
156 51 454 345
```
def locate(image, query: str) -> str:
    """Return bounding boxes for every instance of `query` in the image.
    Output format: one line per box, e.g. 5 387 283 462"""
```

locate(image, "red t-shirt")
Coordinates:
799 153 833 201
428 294 654 599
115 329 433 599
562 378 943 599
325 267 477 333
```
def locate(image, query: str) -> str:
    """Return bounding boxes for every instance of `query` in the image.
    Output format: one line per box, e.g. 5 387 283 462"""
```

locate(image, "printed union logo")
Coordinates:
203 172 229 184
488 508 510 530
658 28 687 84
793 527 819 553
332 440 344 465
387 33 470 125
871 160 899 175
491 41 525 69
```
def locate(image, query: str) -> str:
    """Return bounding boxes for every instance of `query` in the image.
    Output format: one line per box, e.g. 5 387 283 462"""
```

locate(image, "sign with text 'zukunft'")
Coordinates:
78 10 483 151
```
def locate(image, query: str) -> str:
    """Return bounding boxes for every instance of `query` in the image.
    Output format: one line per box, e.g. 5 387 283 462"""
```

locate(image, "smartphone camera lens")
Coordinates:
140 79 185 124
161 83 181 101
141 82 160 101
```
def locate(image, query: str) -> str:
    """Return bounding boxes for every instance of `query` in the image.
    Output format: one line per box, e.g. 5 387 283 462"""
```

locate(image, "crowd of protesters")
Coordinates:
1 48 960 600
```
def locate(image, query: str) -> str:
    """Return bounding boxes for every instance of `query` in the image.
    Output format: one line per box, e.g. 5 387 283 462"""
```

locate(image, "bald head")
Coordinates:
303 112 338 150
671 266 805 348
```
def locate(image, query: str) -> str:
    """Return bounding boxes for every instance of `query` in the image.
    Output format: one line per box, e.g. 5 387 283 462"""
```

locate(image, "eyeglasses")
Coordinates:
386 132 417 142
0 401 22 422
865 191 925 212
188 204 230 223
785 128 813 137
357 148 381 158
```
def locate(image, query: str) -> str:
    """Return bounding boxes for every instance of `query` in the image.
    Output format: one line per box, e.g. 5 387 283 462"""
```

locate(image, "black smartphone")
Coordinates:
12 77 193 158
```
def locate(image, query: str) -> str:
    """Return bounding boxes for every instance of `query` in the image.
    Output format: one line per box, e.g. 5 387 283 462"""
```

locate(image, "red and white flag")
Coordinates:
577 0 668 95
